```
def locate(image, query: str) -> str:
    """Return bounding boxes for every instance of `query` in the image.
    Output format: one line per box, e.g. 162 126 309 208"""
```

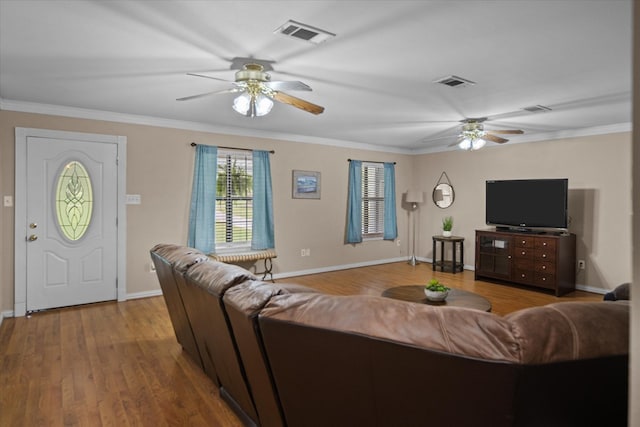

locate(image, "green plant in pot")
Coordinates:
442 216 453 237
424 278 450 301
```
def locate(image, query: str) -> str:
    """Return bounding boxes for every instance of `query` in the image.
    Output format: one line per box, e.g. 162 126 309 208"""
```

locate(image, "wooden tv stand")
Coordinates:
475 229 576 296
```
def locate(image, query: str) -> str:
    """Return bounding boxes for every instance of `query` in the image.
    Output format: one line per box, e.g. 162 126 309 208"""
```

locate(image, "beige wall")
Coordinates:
412 132 632 292
0 110 413 311
0 110 633 313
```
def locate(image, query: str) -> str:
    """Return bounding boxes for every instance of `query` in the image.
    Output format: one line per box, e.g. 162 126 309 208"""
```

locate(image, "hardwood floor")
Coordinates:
0 262 602 426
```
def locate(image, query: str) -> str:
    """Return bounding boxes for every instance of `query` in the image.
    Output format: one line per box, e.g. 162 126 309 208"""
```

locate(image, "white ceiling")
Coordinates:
0 0 633 153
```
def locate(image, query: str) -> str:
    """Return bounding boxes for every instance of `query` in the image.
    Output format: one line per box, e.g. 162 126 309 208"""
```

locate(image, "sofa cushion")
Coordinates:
185 258 257 296
505 300 629 364
150 243 209 272
223 280 319 427
150 244 206 367
259 292 521 362
258 292 522 427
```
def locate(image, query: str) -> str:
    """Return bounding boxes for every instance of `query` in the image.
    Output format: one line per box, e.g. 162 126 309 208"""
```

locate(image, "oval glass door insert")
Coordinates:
55 160 93 241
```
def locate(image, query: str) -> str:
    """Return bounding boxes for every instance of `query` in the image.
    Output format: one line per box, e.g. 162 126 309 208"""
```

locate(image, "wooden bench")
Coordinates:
209 249 277 282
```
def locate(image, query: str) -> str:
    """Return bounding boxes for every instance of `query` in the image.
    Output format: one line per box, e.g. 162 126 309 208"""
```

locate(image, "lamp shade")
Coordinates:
406 189 424 204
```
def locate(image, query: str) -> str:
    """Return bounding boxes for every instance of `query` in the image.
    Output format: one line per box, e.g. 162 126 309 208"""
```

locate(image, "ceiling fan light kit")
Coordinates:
232 91 274 117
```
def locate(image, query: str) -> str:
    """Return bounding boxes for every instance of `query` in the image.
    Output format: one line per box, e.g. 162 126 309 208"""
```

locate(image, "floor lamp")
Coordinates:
406 190 424 265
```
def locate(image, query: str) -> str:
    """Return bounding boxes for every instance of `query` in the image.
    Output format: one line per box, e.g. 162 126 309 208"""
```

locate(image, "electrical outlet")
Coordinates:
3 196 13 207
396 239 401 247
578 260 586 270
149 263 156 273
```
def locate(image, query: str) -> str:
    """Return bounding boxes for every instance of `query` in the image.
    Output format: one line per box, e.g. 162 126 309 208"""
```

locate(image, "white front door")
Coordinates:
15 128 127 315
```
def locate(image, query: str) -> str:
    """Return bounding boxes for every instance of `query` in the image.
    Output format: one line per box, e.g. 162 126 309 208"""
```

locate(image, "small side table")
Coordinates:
432 235 464 274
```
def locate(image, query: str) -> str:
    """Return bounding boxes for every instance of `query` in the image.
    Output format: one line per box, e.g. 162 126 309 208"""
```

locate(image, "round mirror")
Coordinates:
433 183 454 208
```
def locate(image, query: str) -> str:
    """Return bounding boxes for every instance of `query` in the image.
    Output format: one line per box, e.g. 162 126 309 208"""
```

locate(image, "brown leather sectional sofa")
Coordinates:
151 243 630 427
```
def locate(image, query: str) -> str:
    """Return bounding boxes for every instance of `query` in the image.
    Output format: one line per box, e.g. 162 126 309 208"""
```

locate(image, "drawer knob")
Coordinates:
522 240 526 244
542 254 547 258
521 251 526 255
521 274 526 278
543 242 547 246
542 277 546 281
542 265 546 270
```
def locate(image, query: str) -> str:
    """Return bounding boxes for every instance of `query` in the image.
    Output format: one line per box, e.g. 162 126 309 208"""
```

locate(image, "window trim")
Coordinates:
361 161 385 240
215 148 253 250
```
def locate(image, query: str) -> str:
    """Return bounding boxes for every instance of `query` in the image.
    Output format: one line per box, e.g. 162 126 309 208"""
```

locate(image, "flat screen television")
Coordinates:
485 179 568 232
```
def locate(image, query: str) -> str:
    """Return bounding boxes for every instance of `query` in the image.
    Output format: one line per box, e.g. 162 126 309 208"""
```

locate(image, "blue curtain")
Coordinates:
383 162 398 240
345 160 363 243
252 150 275 249
188 144 217 253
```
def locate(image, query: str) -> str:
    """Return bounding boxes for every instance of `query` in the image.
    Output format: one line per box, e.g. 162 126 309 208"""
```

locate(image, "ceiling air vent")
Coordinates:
274 20 335 44
433 75 476 88
523 105 552 113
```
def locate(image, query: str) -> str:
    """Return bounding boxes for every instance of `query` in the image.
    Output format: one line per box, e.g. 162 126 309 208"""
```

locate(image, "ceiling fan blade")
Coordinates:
484 134 509 144
271 91 324 115
264 80 312 91
186 72 232 83
486 129 524 135
176 87 240 101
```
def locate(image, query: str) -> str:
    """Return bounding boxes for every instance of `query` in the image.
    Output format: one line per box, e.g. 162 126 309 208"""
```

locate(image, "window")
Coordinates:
55 160 93 241
361 162 385 239
215 149 253 249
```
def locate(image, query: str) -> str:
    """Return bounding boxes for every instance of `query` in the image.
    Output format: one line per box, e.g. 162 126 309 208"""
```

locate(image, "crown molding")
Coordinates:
1 98 630 156
0 98 413 155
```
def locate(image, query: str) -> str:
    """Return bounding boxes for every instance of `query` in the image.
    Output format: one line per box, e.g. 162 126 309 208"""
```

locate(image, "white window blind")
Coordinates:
362 162 385 238
215 149 253 249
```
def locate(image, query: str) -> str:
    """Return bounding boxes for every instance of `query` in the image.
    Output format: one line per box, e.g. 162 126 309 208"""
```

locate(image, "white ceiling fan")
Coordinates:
177 61 324 117
449 118 524 150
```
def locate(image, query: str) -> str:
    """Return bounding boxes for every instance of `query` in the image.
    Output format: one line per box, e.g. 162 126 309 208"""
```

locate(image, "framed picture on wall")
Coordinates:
292 170 321 199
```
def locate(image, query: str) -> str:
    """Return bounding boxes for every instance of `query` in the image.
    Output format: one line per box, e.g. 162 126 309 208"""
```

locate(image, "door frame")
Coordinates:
14 127 127 317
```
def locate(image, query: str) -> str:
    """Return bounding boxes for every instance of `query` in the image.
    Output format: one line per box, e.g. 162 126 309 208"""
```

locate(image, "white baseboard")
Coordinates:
126 289 163 300
0 310 15 328
575 284 607 295
273 256 408 280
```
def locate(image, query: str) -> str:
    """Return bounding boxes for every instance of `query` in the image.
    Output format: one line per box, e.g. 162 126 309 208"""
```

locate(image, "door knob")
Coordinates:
28 234 38 241
30 223 37 229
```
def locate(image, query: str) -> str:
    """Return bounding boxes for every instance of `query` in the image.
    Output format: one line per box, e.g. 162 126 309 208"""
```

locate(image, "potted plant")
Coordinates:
442 216 453 237
424 278 450 301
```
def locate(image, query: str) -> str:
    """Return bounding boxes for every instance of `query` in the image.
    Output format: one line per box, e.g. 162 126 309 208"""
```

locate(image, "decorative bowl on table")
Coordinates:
424 279 450 302
424 289 449 302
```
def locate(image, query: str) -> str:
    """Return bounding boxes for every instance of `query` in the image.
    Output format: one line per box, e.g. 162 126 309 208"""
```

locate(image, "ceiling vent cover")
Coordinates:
523 105 553 113
433 75 476 88
274 20 335 44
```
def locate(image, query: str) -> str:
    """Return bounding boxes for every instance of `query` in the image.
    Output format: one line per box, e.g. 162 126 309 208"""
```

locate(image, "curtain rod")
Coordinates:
190 142 275 154
348 158 396 165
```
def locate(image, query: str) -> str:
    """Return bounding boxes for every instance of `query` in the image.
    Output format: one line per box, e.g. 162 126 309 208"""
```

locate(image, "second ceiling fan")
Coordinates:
448 118 524 150
177 63 325 117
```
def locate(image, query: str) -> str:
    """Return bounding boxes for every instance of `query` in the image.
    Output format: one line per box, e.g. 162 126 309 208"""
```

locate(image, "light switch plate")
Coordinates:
3 196 13 207
126 194 141 205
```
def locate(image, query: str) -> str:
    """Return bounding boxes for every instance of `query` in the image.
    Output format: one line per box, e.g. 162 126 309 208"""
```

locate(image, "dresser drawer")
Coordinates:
535 249 555 262
535 272 556 289
513 258 533 270
514 237 535 249
514 268 534 285
535 262 556 275
535 238 557 251
514 248 533 259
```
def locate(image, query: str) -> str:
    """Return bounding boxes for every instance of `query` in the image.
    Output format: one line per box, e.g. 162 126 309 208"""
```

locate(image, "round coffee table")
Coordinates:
381 285 492 312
